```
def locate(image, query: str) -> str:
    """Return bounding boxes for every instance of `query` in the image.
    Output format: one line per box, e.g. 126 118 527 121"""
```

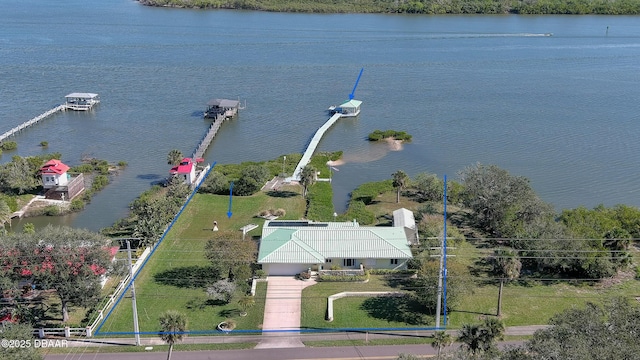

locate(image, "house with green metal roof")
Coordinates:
258 220 413 276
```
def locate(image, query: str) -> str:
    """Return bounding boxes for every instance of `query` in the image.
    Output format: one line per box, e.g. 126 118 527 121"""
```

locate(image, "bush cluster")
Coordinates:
367 130 412 142
0 141 17 151
318 271 370 282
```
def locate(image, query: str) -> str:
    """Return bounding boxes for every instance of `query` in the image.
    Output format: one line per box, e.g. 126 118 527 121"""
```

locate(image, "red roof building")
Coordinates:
40 159 70 188
169 158 196 184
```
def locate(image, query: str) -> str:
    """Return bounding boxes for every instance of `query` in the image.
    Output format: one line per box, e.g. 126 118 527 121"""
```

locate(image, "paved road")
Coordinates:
42 327 541 360
45 344 438 360
45 341 528 360
55 326 548 348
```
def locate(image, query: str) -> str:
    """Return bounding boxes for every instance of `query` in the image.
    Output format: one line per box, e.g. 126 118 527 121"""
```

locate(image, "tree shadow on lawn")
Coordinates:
185 298 228 310
153 265 220 289
470 258 495 286
360 294 430 325
265 190 299 198
382 274 414 289
219 308 242 318
449 309 496 317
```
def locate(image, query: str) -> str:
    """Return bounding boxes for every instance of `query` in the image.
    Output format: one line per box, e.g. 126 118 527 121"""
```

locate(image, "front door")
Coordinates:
343 258 356 268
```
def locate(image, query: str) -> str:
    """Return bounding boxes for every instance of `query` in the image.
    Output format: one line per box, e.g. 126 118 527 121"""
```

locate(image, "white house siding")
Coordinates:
373 258 408 270
321 258 409 270
264 263 310 276
42 173 68 189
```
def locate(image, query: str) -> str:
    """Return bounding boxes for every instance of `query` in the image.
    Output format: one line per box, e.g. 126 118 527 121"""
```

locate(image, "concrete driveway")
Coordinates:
255 276 316 349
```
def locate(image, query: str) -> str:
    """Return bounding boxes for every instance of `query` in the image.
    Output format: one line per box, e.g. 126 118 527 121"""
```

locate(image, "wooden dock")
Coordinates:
291 112 342 181
192 113 226 159
0 105 66 143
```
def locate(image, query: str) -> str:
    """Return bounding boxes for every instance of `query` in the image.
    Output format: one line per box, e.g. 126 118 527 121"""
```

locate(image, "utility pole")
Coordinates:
435 175 448 329
443 175 448 327
126 240 141 346
435 234 445 328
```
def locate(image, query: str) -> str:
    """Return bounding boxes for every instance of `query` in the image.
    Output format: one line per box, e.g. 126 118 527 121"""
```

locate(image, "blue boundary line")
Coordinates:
97 326 441 337
94 162 216 335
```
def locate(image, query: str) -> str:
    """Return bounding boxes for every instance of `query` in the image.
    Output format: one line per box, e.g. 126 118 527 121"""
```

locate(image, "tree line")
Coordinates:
138 0 640 15
388 164 639 281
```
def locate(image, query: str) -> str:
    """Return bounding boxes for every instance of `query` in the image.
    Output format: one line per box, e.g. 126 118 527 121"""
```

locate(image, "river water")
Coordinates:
1 0 639 231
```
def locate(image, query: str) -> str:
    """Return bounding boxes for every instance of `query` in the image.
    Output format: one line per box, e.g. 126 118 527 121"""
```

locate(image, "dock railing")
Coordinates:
291 112 342 181
192 113 224 159
0 105 66 143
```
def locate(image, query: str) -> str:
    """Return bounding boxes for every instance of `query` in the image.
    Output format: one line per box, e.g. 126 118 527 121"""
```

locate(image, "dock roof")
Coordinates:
206 99 239 108
339 99 362 109
65 93 99 99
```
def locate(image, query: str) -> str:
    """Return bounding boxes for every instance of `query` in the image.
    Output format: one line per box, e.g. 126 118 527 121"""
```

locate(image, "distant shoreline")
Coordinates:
137 0 640 15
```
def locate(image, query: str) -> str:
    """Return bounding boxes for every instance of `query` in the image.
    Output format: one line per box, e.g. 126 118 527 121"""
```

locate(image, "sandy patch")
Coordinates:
330 138 406 166
384 137 404 151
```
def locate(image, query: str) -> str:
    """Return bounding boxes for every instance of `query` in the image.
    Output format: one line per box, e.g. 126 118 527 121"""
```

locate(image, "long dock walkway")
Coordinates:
0 105 66 143
192 113 226 159
291 112 342 181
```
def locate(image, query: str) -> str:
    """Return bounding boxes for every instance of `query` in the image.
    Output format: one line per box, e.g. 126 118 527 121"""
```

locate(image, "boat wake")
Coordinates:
436 32 553 38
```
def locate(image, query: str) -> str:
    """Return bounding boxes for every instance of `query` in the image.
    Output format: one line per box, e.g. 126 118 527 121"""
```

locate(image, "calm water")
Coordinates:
1 0 640 231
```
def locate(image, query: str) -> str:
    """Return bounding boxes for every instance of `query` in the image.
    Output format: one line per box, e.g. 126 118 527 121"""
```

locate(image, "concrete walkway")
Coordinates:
255 276 317 349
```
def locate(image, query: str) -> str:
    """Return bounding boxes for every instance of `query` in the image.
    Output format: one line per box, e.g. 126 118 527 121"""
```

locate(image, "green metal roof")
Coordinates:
339 99 362 109
258 225 412 264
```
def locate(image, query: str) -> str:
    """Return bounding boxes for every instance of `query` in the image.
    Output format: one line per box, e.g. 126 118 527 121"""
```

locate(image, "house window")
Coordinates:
343 259 355 267
390 259 399 265
325 259 332 263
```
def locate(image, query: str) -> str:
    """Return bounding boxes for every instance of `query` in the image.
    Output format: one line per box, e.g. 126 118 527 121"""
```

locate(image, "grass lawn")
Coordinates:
301 275 428 330
360 191 423 225
300 273 640 331
98 185 305 335
448 277 640 327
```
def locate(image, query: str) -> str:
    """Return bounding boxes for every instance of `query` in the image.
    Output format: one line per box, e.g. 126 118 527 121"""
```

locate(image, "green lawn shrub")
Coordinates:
306 182 334 221
318 271 370 282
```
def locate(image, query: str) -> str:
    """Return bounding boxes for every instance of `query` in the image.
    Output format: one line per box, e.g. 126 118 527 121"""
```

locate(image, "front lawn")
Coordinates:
98 187 305 335
301 275 430 329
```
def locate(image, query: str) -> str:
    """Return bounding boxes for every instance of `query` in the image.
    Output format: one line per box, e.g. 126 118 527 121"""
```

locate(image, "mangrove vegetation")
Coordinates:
138 0 640 15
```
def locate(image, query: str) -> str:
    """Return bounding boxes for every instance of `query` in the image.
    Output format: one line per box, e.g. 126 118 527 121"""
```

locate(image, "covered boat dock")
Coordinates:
204 98 240 119
65 93 100 111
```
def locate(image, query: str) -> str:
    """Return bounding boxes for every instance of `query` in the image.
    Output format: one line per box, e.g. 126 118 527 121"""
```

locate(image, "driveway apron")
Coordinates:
255 276 316 349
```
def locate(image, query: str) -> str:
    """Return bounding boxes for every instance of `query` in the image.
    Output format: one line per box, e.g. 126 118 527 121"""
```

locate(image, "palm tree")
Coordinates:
238 295 255 316
392 170 409 203
158 310 187 360
458 323 483 355
431 330 453 359
482 317 505 342
167 149 183 166
492 248 522 316
458 318 505 355
299 165 317 198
